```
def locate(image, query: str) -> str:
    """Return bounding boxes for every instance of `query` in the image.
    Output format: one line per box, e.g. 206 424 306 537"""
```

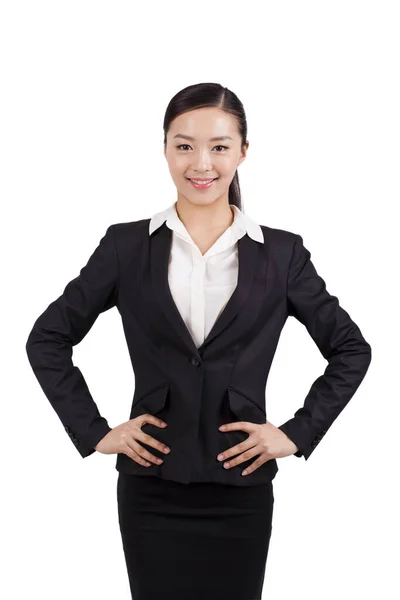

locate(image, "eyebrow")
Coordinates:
173 134 234 142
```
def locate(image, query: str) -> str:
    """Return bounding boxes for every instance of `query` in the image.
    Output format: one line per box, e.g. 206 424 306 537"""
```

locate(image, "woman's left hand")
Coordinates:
217 420 299 476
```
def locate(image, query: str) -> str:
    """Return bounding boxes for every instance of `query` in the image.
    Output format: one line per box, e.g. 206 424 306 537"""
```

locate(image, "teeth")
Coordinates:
190 179 214 183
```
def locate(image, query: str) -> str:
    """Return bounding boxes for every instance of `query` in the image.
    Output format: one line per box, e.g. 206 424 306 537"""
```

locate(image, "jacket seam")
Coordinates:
131 382 169 410
286 234 300 295
227 385 265 415
110 224 120 301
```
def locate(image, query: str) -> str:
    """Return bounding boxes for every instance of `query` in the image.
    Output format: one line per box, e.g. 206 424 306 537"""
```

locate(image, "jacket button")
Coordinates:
190 356 201 366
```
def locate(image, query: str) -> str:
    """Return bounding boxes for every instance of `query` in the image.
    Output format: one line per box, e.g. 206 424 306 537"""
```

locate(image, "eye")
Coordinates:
176 144 229 152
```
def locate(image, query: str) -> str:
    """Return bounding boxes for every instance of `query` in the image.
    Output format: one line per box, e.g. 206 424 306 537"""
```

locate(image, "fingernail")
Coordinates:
218 454 224 460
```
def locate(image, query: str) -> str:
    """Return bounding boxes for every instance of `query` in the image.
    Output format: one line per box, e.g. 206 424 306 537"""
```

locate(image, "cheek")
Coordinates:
167 156 186 173
218 159 236 174
173 156 188 169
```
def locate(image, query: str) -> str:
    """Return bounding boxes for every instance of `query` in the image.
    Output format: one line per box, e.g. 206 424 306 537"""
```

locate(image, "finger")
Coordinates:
137 414 168 429
124 438 164 467
138 430 171 456
122 440 153 467
217 439 255 462
222 447 260 470
219 421 252 432
136 415 171 457
241 456 269 476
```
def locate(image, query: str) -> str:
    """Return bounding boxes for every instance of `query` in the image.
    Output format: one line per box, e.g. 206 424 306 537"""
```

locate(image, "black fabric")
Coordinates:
117 473 274 600
26 220 372 481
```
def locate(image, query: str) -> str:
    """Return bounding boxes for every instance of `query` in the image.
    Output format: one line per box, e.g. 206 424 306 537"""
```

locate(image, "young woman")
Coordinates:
26 82 372 599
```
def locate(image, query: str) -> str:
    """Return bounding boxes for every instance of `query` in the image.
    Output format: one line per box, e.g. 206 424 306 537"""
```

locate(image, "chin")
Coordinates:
190 198 224 210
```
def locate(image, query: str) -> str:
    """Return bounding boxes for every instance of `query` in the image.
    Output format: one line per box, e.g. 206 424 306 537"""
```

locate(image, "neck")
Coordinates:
174 197 234 237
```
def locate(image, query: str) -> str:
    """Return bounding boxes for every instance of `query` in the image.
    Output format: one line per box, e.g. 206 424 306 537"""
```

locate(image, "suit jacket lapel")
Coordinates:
150 222 262 356
151 223 199 357
198 231 259 351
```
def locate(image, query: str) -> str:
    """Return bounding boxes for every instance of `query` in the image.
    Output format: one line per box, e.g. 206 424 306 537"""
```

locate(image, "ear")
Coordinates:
238 141 249 167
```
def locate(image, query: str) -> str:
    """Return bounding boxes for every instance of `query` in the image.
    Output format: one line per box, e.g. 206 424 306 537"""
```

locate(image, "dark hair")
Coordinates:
163 83 248 212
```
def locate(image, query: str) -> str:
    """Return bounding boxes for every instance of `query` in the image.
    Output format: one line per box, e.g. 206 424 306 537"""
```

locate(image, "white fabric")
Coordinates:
149 201 264 349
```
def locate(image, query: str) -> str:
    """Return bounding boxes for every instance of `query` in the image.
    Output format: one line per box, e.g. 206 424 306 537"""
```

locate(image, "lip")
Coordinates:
186 177 219 181
187 177 218 190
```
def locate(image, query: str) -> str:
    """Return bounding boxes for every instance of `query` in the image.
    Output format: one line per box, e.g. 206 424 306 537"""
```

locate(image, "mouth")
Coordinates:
186 177 219 190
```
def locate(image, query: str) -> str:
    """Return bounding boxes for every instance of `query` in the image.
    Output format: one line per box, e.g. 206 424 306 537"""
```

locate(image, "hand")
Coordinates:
94 415 171 467
217 420 299 476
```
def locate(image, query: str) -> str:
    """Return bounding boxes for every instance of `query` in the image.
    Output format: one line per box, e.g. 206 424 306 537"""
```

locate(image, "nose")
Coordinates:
190 148 213 172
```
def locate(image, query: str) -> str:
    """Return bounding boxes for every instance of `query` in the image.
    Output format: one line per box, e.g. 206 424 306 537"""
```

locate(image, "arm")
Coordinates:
25 224 119 458
278 234 372 460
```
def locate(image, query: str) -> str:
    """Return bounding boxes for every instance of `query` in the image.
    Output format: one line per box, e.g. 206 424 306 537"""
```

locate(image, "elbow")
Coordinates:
329 334 372 382
354 338 372 380
350 326 372 370
25 327 37 365
359 334 372 364
364 340 372 370
26 326 43 364
26 328 34 357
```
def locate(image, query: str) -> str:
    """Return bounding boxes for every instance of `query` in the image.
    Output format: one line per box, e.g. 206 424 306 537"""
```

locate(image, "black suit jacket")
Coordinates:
25 219 372 486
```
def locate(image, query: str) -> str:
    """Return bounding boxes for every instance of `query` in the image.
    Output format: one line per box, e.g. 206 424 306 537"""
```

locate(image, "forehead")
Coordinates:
169 107 238 139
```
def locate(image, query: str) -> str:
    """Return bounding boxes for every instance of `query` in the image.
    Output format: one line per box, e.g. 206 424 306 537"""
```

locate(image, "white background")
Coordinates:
1 1 398 598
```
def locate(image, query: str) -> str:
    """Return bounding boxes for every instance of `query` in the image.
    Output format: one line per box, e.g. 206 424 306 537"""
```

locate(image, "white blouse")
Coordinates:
149 202 264 349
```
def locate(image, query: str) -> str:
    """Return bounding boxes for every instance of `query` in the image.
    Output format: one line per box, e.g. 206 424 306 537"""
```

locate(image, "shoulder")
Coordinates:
108 218 150 253
259 223 301 253
111 218 150 236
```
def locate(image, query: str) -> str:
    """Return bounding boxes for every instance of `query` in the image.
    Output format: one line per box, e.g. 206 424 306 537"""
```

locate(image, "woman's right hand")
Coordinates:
94 415 171 467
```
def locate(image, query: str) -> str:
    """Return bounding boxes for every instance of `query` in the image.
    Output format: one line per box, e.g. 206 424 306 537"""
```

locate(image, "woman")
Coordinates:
26 82 372 599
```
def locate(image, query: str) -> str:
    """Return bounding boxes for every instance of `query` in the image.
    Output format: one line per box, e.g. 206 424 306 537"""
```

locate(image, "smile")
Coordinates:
187 178 218 190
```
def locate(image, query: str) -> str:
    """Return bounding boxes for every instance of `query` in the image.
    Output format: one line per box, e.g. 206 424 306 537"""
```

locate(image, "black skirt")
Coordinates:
117 472 274 600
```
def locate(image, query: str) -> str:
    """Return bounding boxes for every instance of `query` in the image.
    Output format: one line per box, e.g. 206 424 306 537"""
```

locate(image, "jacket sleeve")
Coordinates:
277 234 372 460
25 224 119 458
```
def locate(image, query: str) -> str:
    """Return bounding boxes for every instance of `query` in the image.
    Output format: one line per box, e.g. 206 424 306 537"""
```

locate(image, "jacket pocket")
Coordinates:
219 387 267 452
227 386 266 424
128 382 170 461
130 382 170 419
